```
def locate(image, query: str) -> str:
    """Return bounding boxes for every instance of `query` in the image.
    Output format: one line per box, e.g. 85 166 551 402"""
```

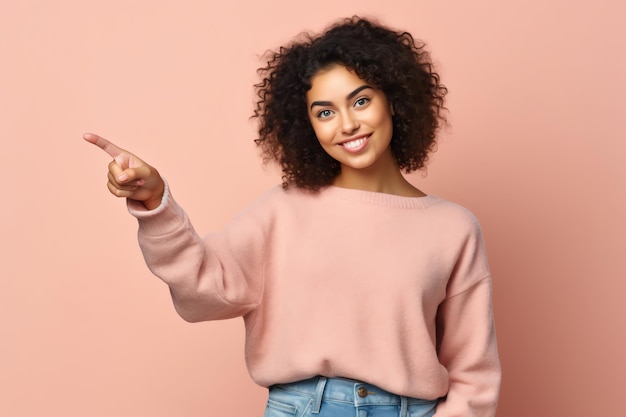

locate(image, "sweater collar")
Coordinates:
320 185 440 209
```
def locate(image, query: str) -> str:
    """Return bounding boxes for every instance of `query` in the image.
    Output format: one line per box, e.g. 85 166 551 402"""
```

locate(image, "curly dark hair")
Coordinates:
253 16 448 191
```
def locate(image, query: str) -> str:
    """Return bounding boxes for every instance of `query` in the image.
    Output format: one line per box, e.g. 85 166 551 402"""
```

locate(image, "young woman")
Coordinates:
85 16 500 417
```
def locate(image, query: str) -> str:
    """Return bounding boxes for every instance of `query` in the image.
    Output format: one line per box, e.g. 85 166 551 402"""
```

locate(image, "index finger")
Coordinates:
83 133 125 158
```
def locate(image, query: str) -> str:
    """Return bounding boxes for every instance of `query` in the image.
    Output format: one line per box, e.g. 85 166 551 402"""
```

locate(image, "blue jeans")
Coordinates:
264 376 438 417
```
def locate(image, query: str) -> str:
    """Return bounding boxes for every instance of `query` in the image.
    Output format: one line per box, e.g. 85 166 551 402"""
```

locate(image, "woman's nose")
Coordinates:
340 113 360 134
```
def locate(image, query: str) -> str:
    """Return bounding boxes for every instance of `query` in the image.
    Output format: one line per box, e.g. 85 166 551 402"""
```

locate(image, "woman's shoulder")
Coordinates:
228 184 308 221
426 195 485 237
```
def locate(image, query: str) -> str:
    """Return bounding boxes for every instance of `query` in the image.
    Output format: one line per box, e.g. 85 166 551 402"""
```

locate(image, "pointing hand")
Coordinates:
83 133 165 210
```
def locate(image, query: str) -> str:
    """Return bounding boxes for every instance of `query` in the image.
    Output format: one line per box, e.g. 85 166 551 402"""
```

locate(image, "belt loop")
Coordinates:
400 395 408 417
311 376 327 414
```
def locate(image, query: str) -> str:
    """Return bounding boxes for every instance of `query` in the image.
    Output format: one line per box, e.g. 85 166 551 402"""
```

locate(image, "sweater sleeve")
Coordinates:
126 182 266 322
434 219 501 417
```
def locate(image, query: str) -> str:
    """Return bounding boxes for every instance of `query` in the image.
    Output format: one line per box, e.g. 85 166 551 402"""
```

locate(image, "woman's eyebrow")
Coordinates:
310 85 373 109
347 85 372 100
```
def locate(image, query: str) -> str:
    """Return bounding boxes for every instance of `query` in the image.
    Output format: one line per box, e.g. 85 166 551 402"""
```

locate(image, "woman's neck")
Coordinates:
332 157 426 197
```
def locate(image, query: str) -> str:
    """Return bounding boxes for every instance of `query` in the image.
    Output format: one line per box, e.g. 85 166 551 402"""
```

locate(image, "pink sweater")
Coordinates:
128 183 500 416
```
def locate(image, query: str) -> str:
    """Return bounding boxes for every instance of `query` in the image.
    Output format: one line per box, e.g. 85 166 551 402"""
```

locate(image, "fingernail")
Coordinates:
118 173 128 182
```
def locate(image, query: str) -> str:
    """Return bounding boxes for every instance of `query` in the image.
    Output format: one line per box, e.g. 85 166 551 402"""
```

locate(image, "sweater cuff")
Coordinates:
126 180 187 236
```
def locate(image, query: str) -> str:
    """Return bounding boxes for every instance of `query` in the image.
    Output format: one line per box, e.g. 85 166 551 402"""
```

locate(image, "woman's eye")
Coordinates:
317 109 333 119
354 97 370 107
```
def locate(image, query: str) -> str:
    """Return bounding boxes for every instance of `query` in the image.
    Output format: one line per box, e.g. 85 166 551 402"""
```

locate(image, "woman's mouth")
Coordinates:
340 135 370 153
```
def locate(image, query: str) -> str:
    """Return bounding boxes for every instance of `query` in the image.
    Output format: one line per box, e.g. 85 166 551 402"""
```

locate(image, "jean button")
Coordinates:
357 386 368 398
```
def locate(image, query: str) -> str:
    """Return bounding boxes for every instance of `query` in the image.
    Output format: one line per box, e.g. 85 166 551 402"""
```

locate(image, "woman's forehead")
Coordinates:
307 65 370 98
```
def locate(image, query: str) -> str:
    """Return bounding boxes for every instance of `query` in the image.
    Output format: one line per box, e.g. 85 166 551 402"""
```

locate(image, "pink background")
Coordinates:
1 1 624 416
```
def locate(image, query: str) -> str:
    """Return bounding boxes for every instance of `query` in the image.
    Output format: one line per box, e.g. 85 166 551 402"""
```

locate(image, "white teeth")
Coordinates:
342 137 367 149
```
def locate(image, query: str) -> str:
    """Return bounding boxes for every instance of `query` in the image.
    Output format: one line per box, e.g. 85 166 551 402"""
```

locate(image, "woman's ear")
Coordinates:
390 102 396 116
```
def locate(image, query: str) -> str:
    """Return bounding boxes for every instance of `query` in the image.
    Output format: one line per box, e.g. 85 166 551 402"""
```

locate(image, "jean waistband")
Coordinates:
273 376 431 406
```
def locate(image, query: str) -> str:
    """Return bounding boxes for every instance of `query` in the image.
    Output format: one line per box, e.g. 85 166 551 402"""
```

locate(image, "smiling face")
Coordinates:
306 64 397 188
